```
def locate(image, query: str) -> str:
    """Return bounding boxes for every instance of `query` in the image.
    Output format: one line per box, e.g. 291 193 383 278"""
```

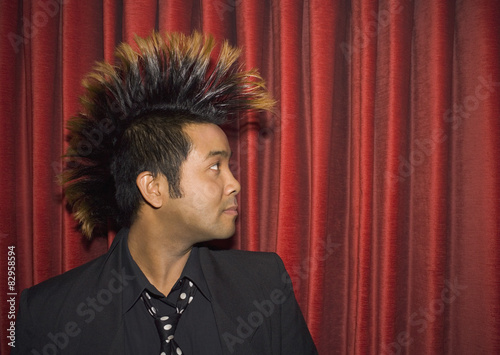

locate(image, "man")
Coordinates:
13 32 317 355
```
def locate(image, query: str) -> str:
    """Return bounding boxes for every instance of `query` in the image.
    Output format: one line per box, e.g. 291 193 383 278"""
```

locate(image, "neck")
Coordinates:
127 218 193 295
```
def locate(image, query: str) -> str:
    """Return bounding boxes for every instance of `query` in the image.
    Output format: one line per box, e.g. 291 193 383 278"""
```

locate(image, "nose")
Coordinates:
226 170 241 196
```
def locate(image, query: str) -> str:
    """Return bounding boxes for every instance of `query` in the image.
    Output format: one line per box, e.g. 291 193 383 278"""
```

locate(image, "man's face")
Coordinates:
161 123 241 244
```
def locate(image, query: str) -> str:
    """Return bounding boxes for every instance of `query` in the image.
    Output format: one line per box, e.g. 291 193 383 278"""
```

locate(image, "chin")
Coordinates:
214 231 235 240
213 226 236 240
195 228 235 244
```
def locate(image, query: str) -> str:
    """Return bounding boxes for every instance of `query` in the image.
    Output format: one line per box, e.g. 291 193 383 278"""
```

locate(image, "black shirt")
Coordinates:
120 236 223 354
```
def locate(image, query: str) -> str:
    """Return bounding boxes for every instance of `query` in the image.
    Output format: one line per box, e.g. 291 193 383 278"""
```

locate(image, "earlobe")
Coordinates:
136 172 164 208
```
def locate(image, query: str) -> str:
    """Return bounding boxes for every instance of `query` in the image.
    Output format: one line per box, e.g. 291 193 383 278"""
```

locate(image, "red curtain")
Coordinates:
1 0 499 354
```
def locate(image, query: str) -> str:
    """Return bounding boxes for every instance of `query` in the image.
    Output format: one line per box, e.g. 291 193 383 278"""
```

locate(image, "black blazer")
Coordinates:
13 231 318 354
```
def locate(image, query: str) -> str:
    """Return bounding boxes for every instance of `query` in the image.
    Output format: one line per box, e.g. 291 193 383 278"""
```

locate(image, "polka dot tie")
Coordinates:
141 278 197 355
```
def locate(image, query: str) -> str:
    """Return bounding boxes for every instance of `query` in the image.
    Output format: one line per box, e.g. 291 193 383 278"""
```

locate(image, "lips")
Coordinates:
223 205 238 215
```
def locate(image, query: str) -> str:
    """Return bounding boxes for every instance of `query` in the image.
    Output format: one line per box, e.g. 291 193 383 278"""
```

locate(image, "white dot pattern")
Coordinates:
141 278 196 355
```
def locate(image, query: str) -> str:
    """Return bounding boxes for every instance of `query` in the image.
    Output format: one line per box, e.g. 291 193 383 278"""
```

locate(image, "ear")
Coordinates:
136 172 166 208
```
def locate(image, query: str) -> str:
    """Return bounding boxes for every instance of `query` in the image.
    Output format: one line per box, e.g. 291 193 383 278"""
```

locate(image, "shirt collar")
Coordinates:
179 246 212 301
119 230 212 314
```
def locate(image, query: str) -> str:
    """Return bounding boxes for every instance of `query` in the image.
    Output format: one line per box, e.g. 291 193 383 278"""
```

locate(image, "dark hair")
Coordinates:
112 112 201 227
63 32 274 238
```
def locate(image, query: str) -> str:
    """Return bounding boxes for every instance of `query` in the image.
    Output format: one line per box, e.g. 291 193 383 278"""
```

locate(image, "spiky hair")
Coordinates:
63 31 274 238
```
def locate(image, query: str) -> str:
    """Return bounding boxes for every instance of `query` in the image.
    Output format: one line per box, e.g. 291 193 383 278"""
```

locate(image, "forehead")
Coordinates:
183 123 231 155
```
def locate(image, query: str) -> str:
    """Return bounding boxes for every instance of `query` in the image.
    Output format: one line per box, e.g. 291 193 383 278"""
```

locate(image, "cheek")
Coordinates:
189 181 223 211
205 182 223 200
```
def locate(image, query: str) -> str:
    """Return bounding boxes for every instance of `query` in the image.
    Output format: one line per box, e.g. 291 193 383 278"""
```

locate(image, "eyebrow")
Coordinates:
205 150 232 160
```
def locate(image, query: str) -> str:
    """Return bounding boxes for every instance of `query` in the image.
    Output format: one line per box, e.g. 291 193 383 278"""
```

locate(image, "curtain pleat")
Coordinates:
348 0 377 352
307 0 338 342
122 1 157 42
275 0 311 313
159 0 198 34
1 1 499 354
449 2 500 353
404 2 453 353
235 0 269 252
375 1 414 352
29 0 62 283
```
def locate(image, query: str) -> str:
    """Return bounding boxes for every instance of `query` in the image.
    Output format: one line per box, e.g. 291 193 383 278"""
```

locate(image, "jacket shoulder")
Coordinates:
198 248 288 286
201 248 282 267
23 253 107 309
24 230 127 305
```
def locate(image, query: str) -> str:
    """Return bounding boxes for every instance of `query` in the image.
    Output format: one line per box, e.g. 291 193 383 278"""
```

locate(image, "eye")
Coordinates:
209 162 220 171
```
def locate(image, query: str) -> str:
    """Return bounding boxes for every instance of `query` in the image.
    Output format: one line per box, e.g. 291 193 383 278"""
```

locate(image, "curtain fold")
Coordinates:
307 0 342 344
1 1 499 354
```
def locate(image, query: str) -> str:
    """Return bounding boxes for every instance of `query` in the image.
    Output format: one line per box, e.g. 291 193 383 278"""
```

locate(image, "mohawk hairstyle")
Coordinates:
63 31 274 238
